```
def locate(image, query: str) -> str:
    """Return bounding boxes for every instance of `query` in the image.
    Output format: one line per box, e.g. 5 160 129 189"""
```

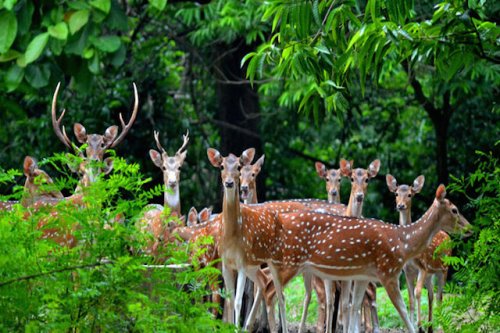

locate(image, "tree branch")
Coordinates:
0 261 113 288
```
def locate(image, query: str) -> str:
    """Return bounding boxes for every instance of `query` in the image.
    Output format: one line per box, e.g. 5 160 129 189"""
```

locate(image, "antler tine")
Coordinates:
153 130 167 154
110 82 139 148
176 130 189 156
51 82 73 149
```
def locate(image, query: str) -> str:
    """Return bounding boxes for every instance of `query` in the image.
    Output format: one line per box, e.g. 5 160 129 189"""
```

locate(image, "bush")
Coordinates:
0 155 231 332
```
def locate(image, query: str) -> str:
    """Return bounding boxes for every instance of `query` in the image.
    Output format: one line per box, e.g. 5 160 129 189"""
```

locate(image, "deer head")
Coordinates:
51 82 139 188
315 161 342 204
386 174 425 225
149 130 189 190
433 185 472 235
207 148 255 200
340 159 380 216
22 156 64 206
240 154 265 203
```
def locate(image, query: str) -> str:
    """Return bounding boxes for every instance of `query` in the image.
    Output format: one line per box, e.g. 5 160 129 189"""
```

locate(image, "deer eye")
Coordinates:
395 193 398 197
408 194 412 198
338 178 341 182
452 208 458 214
350 177 354 182
252 173 255 177
365 178 369 183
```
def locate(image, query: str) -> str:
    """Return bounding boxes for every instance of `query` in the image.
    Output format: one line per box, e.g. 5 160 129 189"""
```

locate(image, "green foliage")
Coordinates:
0 155 232 332
435 148 500 332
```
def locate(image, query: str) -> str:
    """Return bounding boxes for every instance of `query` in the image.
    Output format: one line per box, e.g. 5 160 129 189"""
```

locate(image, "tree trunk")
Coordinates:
433 115 450 185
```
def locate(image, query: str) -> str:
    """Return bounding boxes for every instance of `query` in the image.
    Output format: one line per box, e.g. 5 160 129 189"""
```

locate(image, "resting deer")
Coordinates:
268 184 470 333
386 174 451 333
51 82 139 191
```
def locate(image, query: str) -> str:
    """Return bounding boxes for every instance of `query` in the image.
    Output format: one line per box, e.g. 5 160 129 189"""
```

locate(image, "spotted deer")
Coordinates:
332 159 381 333
149 130 189 217
51 82 139 191
240 154 265 205
268 184 470 333
386 174 451 333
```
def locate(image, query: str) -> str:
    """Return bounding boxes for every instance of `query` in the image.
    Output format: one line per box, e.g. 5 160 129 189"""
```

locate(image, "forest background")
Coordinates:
0 0 498 331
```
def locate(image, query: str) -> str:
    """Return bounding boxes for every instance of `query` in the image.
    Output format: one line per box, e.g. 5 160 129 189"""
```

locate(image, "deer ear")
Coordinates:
435 184 447 202
340 159 352 177
412 175 425 194
149 149 163 168
74 123 87 144
23 156 36 177
315 162 327 178
207 148 222 167
254 155 265 168
386 174 398 193
103 157 114 175
199 207 211 223
240 148 256 166
368 159 381 178
187 207 198 226
104 125 118 144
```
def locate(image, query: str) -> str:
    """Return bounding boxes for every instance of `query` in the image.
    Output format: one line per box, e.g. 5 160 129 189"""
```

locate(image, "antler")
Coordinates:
153 130 167 155
175 130 189 156
109 82 139 148
51 82 74 149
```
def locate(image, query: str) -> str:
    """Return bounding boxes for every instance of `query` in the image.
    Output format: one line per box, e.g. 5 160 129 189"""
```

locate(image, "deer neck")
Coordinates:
346 192 363 217
165 185 181 216
247 181 258 204
399 204 412 226
400 200 443 260
222 185 242 243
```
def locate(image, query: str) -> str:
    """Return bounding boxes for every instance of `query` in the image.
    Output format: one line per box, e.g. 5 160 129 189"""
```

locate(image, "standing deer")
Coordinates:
149 130 189 217
386 174 451 333
268 184 470 333
51 82 139 190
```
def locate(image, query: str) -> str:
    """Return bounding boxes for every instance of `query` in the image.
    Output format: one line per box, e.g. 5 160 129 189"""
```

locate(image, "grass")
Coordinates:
284 276 430 329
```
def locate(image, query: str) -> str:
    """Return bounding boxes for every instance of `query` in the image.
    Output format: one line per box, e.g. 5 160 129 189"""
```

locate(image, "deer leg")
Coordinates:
382 277 415 333
436 270 446 304
299 272 313 333
244 286 262 332
268 264 288 333
405 265 418 325
370 282 380 333
314 277 327 333
415 269 427 333
222 264 236 324
324 279 334 333
234 270 247 327
349 280 369 333
363 290 373 333
340 280 352 332
424 276 434 333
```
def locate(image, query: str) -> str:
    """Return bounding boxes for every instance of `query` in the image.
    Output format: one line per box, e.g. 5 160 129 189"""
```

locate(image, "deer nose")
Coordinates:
330 189 338 196
241 185 249 192
397 204 406 211
356 193 364 202
225 180 234 188
168 181 177 188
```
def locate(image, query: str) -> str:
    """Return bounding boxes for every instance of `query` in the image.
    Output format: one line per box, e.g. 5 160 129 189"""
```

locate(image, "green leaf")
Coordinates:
5 65 24 92
92 35 121 53
0 49 21 62
0 11 18 53
2 0 17 10
149 0 167 11
48 22 69 40
111 44 126 67
23 32 49 66
69 10 90 35
88 53 100 74
90 0 111 14
25 64 50 88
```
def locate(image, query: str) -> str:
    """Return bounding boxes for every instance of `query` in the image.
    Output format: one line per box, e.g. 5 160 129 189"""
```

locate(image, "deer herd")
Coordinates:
0 83 472 333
